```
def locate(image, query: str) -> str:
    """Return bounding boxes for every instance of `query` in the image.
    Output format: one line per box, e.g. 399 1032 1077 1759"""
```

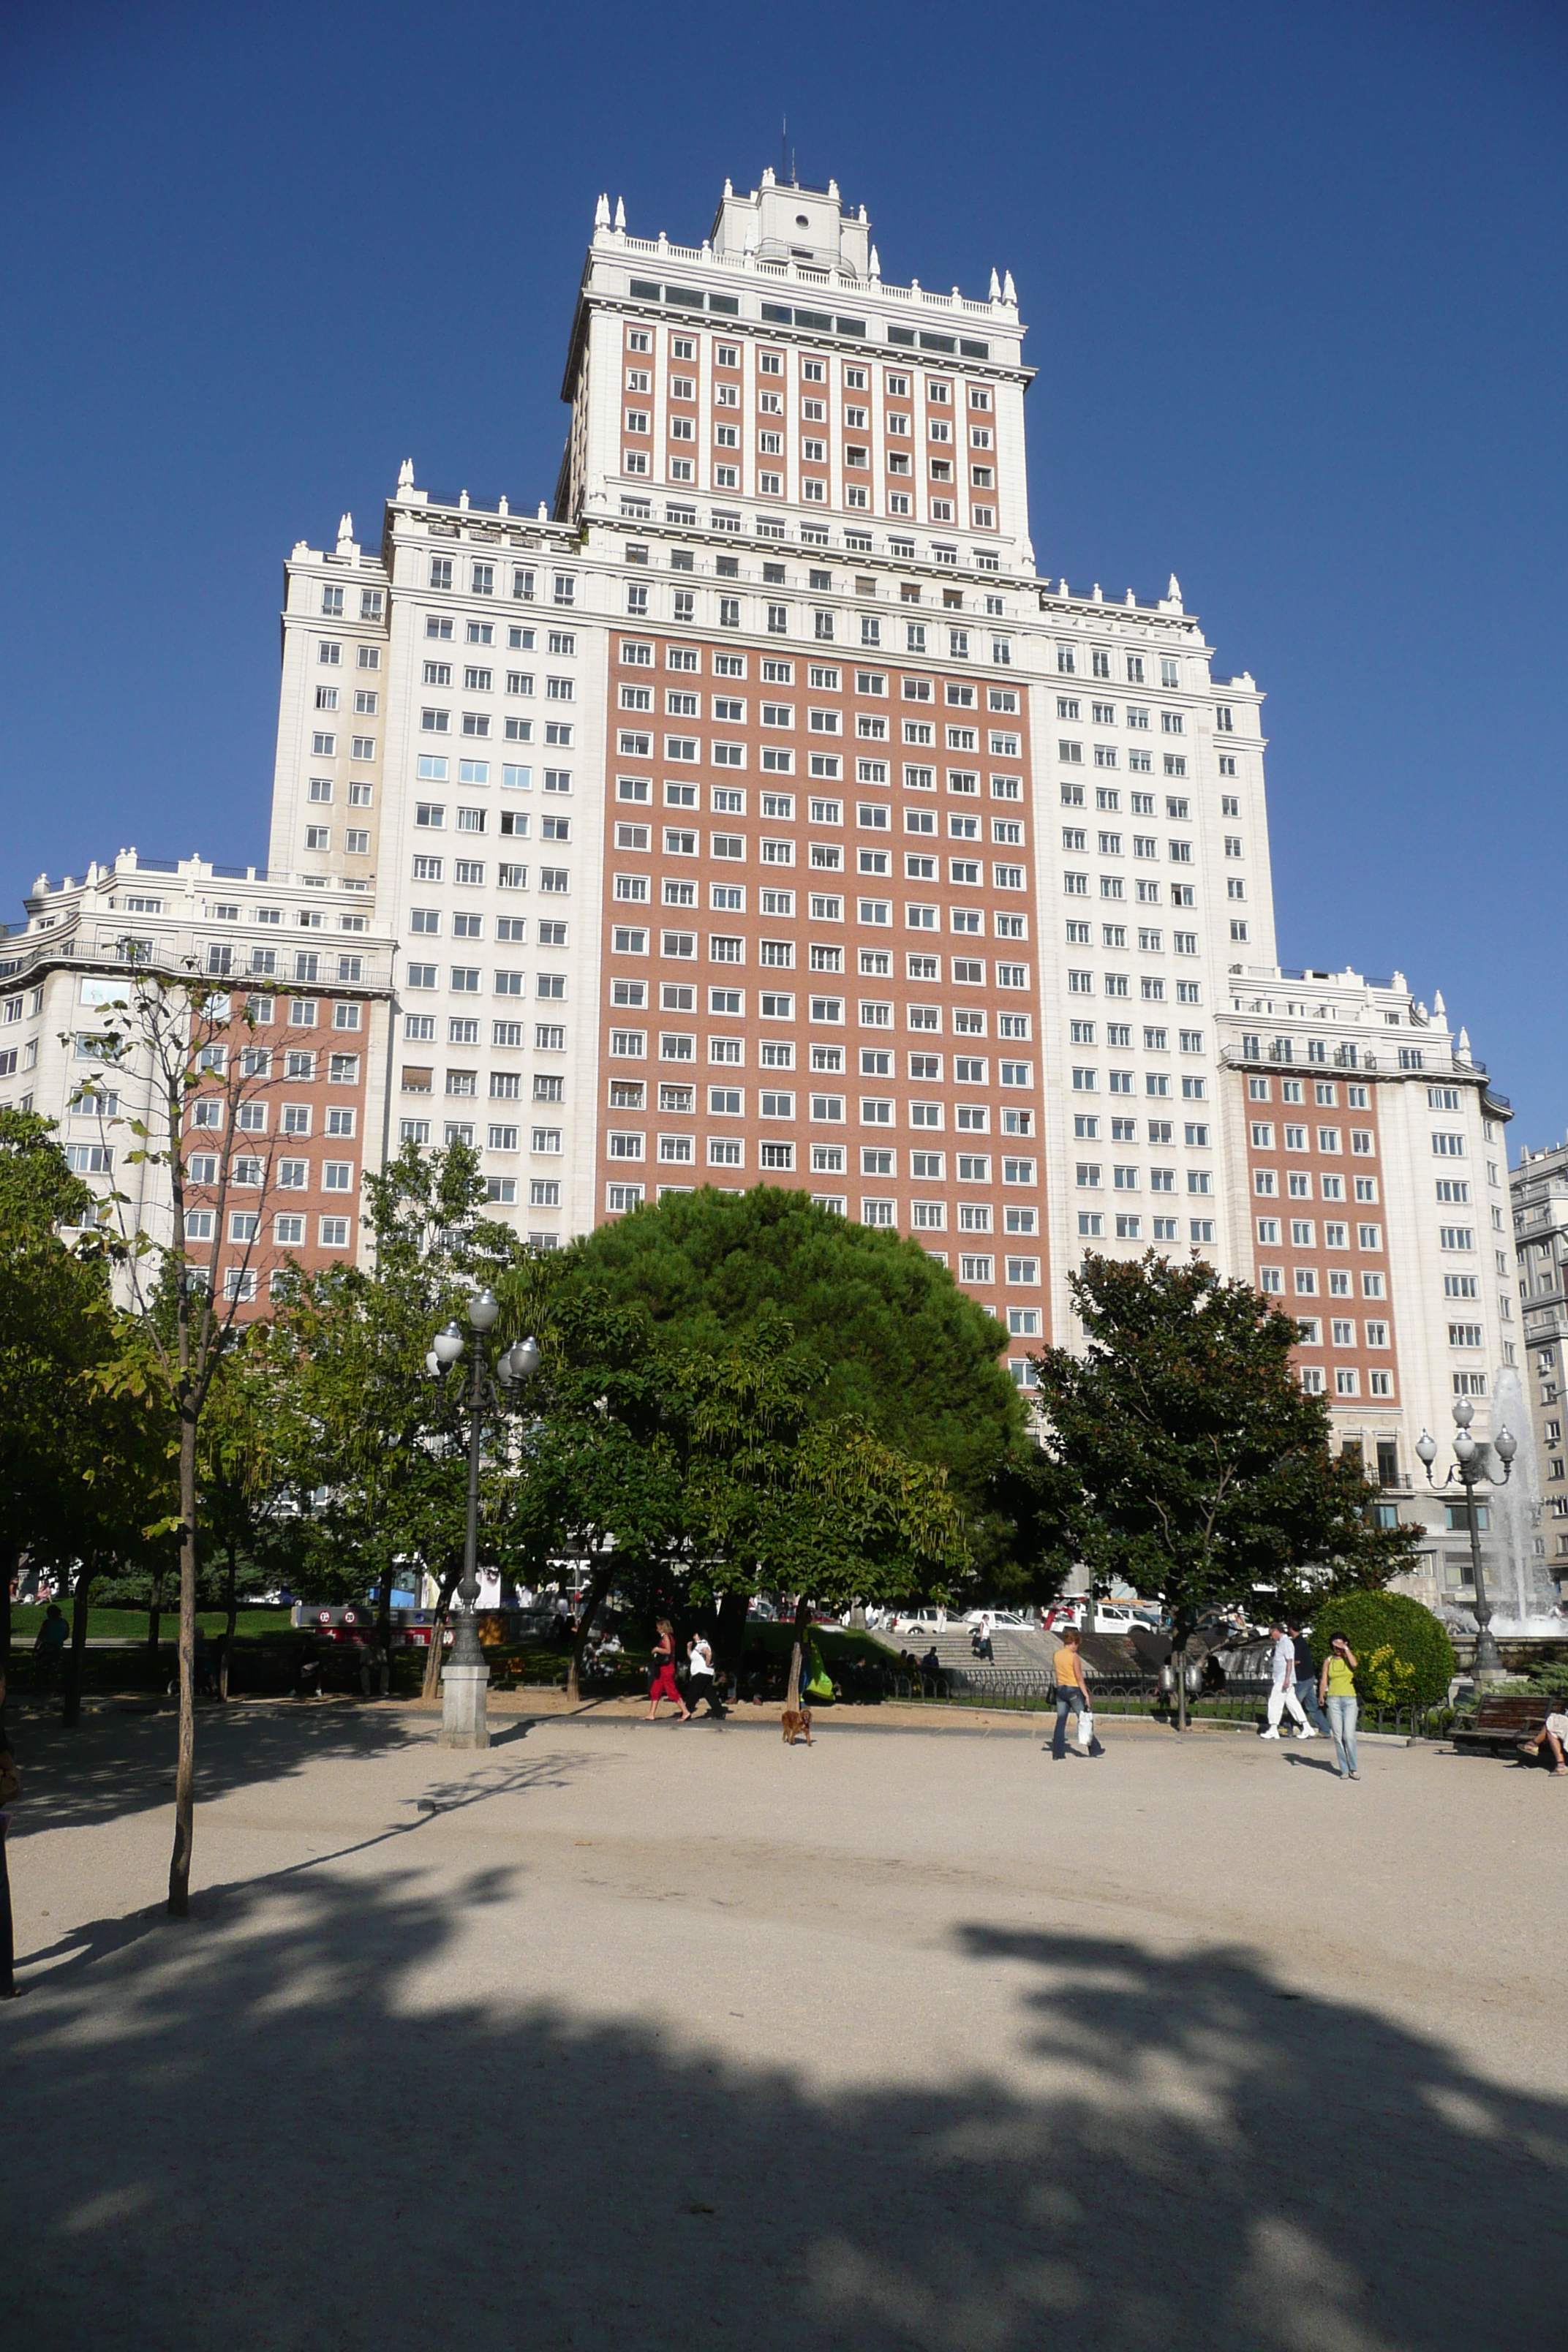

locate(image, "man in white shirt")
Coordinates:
1260 1622 1311 1740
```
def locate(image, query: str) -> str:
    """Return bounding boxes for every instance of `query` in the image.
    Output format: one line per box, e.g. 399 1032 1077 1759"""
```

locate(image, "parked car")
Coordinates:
960 1609 1034 1630
894 1607 955 1635
1093 1603 1158 1635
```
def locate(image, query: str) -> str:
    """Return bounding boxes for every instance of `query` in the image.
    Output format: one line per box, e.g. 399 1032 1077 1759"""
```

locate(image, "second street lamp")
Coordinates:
1416 1398 1517 1684
429 1291 540 1749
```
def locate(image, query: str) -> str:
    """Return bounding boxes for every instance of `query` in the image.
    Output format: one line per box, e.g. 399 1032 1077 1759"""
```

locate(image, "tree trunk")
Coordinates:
376 1554 394 1700
61 1559 94 1729
565 1567 610 1703
167 1406 199 1918
146 1566 163 1659
1174 1611 1191 1733
714 1587 750 1681
220 1541 238 1701
420 1566 461 1704
788 1593 813 1710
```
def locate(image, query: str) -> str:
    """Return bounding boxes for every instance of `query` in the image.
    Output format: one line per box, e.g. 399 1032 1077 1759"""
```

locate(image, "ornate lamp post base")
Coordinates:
438 1657 491 1749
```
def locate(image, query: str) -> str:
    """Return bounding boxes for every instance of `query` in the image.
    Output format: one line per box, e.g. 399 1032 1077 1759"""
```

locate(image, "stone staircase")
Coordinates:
876 1624 1061 1694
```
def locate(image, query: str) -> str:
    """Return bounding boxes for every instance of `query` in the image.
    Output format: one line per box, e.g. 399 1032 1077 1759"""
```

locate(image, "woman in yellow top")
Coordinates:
1319 1635 1360 1781
1050 1629 1104 1760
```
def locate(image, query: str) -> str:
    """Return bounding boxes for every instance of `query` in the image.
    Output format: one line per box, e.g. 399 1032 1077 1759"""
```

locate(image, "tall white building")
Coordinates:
252 166 1515 1576
1 851 397 1310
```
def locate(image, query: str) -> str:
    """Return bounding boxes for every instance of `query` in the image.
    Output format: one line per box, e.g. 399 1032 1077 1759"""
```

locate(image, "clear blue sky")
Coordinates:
4 0 1565 1143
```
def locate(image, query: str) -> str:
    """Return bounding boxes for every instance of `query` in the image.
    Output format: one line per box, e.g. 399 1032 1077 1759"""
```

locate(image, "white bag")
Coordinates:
1077 1707 1095 1750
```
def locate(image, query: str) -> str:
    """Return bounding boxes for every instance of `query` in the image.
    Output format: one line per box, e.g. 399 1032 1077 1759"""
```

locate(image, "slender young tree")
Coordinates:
77 958 282 1913
1029 1251 1422 1727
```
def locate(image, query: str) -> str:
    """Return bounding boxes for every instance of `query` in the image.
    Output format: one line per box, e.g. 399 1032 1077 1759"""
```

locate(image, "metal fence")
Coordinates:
868 1667 1469 1742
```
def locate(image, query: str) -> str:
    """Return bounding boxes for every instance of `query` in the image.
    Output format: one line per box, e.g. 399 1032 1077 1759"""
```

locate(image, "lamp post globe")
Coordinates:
433 1321 465 1368
1452 1396 1475 1431
469 1286 500 1333
1415 1430 1437 1471
425 1349 442 1377
515 1335 542 1379
1453 1426 1477 1466
1493 1425 1518 1469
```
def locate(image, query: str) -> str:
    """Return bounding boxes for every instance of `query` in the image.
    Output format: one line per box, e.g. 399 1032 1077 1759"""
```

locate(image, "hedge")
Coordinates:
1310 1591 1456 1706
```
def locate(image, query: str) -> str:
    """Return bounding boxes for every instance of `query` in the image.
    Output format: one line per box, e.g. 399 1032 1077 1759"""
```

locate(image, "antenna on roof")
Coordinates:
780 116 788 181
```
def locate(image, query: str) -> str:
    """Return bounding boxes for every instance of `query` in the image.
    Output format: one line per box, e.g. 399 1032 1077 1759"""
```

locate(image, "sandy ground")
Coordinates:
3 1693 1566 2351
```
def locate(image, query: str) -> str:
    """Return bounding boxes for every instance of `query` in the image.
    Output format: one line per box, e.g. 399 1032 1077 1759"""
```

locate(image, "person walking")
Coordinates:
32 1604 67 1695
1320 1634 1360 1780
682 1632 725 1720
1260 1621 1310 1740
1290 1627 1330 1737
1049 1628 1104 1759
646 1620 690 1722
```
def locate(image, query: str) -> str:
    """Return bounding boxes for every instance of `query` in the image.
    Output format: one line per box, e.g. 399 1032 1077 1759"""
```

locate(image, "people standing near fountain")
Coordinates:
1260 1623 1311 1740
1319 1635 1360 1780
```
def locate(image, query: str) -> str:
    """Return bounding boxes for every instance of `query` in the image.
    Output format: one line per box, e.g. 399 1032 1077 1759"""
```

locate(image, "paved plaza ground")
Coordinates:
4 1693 1567 2349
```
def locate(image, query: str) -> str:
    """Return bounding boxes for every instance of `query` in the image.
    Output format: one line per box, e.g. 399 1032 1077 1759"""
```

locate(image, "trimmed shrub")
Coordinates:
1311 1591 1455 1705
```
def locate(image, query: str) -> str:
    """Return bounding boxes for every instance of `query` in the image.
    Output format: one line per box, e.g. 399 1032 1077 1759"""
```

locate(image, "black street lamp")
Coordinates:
428 1289 540 1747
1416 1397 1518 1683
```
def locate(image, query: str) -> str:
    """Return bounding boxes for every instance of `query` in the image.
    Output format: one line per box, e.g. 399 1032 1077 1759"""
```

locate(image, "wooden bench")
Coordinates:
1451 1694 1552 1757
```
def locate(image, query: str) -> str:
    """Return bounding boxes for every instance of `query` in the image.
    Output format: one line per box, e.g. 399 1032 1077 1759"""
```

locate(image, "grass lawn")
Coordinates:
9 1606 295 1644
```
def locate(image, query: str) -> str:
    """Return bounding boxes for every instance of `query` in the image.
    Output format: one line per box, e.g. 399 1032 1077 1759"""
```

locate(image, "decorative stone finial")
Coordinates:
459 489 470 512
397 457 415 492
870 244 881 281
614 195 625 230
497 494 508 516
989 267 1001 301
336 513 354 551
1003 269 1017 304
595 192 610 230
537 501 548 521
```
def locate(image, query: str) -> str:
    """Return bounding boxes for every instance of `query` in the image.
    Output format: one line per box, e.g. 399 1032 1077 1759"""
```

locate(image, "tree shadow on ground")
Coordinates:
3 1699 434 1837
4 1861 1564 2351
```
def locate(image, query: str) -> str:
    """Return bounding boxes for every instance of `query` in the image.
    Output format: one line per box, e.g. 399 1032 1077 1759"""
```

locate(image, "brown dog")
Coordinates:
781 1706 813 1747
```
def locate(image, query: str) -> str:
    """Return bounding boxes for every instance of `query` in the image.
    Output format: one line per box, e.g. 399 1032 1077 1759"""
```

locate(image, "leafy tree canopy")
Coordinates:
1030 1252 1420 1693
557 1186 1032 1581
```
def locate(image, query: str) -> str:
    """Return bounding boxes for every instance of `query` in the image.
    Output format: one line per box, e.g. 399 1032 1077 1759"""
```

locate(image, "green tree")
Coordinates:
0 1110 153 1690
271 1140 534 1695
559 1186 1038 1591
668 1316 971 1659
1030 1252 1420 1727
76 962 282 1912
497 1286 973 1691
498 1289 685 1700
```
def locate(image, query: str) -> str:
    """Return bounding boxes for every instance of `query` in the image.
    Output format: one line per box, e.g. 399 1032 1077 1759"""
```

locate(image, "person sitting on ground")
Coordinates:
920 1643 941 1678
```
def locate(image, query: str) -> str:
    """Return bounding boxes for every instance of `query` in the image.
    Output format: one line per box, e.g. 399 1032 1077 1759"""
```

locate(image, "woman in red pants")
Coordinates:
647 1619 690 1722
